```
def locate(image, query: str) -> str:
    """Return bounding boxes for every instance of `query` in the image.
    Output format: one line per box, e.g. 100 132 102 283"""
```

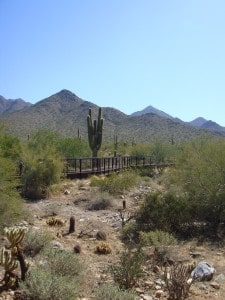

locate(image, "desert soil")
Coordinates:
2 177 225 300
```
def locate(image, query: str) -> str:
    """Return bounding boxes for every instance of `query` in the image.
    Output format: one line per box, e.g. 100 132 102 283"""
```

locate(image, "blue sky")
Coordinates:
1 0 225 125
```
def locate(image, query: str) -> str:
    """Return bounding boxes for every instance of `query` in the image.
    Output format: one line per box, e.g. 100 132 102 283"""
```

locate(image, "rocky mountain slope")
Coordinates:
0 95 32 115
0 90 222 143
190 117 225 135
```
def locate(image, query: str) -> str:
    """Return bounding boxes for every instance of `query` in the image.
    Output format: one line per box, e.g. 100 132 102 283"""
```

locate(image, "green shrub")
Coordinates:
169 138 225 233
91 170 139 195
23 229 52 257
21 152 64 200
139 230 177 248
136 192 193 234
94 283 136 300
110 247 144 289
140 230 177 265
21 247 83 299
120 221 139 244
42 247 83 277
0 156 23 229
20 268 80 300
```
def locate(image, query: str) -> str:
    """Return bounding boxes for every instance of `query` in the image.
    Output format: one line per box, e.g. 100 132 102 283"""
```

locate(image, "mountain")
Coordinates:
0 89 222 143
0 96 32 115
189 117 208 127
133 107 225 136
131 105 173 119
190 117 225 135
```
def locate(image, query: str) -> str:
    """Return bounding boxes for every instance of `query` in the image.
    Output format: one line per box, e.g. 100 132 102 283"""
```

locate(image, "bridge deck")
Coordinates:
64 156 173 179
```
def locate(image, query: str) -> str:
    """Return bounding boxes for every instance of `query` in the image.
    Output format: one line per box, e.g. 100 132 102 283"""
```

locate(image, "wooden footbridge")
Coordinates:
64 156 174 179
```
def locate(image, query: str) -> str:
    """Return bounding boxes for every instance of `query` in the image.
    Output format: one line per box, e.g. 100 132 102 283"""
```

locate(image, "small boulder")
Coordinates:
191 262 215 281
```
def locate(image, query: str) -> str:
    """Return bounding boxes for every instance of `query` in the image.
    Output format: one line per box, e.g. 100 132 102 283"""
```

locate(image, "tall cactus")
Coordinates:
87 107 103 157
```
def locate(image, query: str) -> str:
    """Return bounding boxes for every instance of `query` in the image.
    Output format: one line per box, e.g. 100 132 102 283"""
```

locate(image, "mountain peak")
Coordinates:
57 89 78 97
131 105 173 119
0 95 32 115
190 117 208 127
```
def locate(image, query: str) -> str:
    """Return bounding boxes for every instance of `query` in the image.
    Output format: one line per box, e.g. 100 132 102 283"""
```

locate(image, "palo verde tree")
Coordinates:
87 107 103 157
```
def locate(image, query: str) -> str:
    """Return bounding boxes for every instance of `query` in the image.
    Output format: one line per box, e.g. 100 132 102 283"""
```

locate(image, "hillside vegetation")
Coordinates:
1 89 221 144
1 126 225 299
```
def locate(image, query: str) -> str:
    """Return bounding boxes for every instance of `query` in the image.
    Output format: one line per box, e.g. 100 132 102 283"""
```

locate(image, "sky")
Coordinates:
1 0 225 125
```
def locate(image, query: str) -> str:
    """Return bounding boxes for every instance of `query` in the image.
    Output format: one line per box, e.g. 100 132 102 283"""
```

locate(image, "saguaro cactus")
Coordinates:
87 107 103 157
114 134 118 157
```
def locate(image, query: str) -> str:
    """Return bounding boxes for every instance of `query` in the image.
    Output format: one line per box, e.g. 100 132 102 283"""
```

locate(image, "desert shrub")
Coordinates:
21 132 64 200
149 139 173 163
120 221 139 244
87 192 112 210
23 229 52 257
140 230 177 265
21 157 64 199
140 230 177 248
128 143 152 157
0 133 22 160
169 137 225 233
21 247 83 299
57 137 91 158
90 170 139 195
110 247 144 289
136 192 194 235
41 247 83 277
0 157 23 229
20 268 80 300
94 283 136 300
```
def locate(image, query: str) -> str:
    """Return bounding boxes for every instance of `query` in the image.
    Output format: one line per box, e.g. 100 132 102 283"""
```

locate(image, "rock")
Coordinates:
215 273 225 283
142 295 153 300
190 252 202 258
96 230 107 241
155 290 164 298
74 243 81 253
135 287 144 294
210 282 220 289
154 279 165 286
50 240 64 249
155 285 162 290
79 186 89 190
153 265 160 273
191 262 215 281
144 280 154 287
64 189 70 195
198 283 207 290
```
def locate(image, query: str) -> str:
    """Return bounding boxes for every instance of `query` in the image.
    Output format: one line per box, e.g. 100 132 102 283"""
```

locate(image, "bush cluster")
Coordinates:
110 247 144 289
90 170 139 195
21 247 83 300
94 283 136 300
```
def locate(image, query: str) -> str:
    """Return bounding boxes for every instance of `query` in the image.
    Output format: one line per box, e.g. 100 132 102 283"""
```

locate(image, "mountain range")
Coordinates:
0 95 32 115
0 90 224 143
132 105 225 135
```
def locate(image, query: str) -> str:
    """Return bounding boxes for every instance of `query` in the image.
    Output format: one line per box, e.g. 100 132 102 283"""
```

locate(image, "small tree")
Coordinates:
21 130 64 200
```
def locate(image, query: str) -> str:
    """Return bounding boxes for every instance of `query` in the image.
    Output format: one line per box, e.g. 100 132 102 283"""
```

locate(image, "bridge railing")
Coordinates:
63 155 174 179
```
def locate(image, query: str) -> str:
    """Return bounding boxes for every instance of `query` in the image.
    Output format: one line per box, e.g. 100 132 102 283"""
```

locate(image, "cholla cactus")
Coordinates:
1 226 29 285
0 247 18 288
0 247 18 272
4 226 27 248
46 216 65 226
